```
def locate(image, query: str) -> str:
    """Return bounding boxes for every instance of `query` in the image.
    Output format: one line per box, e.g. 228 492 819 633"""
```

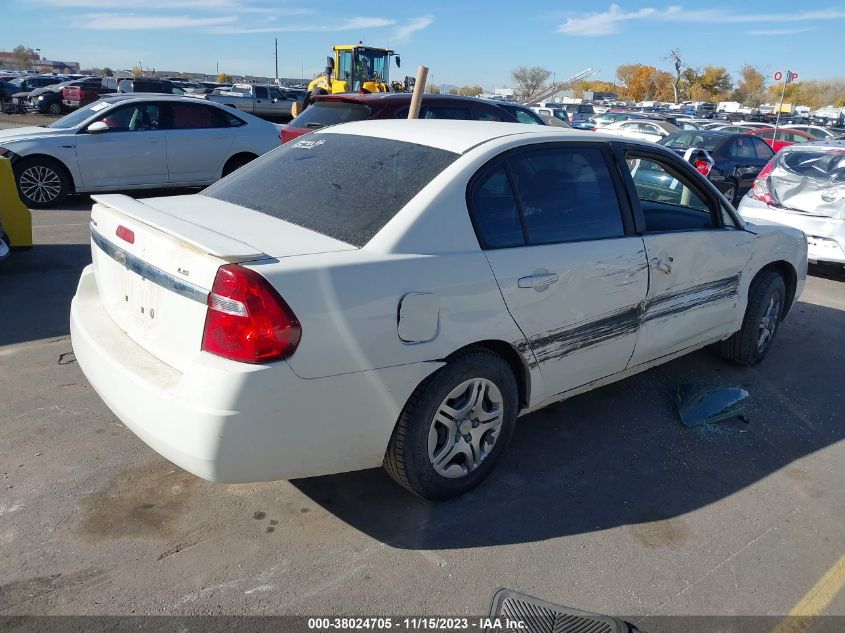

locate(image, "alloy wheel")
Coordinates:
19 165 62 204
427 378 504 478
757 295 780 353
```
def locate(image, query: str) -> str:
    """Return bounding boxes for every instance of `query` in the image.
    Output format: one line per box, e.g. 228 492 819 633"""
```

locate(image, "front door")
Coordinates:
471 144 649 397
619 147 753 367
75 102 168 188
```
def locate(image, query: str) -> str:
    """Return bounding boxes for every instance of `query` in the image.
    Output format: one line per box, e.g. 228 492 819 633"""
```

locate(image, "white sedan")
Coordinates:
593 118 679 142
0 95 280 208
71 120 807 500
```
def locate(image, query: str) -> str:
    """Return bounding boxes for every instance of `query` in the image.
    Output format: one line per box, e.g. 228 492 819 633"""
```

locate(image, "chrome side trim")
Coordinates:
91 226 209 305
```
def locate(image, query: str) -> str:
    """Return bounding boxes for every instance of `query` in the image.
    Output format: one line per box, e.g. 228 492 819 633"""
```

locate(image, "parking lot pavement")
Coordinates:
1 198 844 626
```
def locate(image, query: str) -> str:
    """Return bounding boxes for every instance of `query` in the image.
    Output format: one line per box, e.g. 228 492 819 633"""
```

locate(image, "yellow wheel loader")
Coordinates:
293 44 414 116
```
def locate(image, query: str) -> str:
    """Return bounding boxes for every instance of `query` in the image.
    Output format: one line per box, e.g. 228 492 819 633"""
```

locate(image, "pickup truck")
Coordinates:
206 84 299 118
62 78 117 109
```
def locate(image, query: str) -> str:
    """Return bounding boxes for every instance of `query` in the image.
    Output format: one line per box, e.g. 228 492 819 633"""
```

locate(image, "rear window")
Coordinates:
662 133 723 151
778 148 845 181
291 101 372 129
201 134 459 247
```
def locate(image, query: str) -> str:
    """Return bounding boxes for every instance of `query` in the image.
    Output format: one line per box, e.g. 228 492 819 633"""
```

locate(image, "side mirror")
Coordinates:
326 56 334 76
395 56 401 68
87 121 110 134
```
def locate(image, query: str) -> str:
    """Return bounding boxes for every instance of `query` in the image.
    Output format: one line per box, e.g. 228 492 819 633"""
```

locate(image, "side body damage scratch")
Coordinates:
517 274 741 365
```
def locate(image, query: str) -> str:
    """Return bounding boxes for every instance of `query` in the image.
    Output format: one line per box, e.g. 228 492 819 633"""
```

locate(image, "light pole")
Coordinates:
274 38 279 85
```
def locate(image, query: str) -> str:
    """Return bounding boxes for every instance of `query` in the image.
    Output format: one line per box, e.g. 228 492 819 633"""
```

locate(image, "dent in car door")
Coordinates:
472 144 648 396
621 149 753 367
74 103 168 188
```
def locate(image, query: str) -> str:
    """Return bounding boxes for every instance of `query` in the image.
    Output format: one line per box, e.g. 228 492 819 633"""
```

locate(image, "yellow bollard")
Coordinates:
0 157 32 247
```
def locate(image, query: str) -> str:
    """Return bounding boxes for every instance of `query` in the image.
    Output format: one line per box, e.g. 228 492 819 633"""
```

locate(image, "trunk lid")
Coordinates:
89 194 354 371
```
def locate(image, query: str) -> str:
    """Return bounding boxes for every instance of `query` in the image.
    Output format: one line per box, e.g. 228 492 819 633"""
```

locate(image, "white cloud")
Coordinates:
75 13 238 30
558 5 845 36
748 27 816 36
557 4 660 36
210 16 395 34
38 0 241 7
390 15 434 43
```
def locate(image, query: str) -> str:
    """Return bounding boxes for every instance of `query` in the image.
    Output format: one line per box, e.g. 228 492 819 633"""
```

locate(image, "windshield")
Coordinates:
352 48 390 87
202 134 458 247
48 100 114 128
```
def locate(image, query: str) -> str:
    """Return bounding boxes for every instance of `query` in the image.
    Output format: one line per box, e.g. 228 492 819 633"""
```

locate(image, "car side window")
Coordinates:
254 86 269 99
474 108 503 122
730 137 756 160
420 105 472 119
170 103 229 129
752 137 774 160
96 103 162 132
626 153 716 232
509 146 625 244
514 110 541 125
470 165 525 249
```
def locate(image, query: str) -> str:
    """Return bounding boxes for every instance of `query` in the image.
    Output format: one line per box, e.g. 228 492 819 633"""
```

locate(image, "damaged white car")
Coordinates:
71 120 807 500
739 140 845 265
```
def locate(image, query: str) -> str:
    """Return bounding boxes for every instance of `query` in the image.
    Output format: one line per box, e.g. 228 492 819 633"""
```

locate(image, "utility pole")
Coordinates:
274 38 279 85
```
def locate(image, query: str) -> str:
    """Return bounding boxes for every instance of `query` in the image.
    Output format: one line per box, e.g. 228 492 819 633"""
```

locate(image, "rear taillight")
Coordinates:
749 158 778 206
693 159 712 176
201 264 301 363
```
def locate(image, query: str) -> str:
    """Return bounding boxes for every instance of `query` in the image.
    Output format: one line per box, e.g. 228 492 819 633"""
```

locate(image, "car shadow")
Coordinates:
808 262 845 282
0 243 91 346
292 300 845 550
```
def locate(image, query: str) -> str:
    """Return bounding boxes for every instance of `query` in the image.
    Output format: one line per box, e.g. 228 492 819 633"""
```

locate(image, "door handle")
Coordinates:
650 256 673 274
518 272 559 289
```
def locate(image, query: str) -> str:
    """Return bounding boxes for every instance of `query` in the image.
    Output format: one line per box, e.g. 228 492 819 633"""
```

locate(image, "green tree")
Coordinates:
102 67 114 77
732 65 766 106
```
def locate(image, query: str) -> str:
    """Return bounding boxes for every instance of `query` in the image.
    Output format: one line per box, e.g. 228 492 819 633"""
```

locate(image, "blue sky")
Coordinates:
3 1 844 87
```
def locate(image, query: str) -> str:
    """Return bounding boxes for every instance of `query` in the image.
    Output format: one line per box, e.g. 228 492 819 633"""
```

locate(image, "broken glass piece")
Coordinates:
675 384 750 428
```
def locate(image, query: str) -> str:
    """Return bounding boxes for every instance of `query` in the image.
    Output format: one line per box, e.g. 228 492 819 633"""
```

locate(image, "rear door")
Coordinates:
74 101 168 188
253 86 271 115
728 136 769 194
164 102 235 184
473 143 648 396
617 145 753 367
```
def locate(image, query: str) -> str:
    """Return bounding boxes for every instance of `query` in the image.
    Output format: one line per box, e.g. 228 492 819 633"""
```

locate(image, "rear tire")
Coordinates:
383 349 518 500
47 102 62 116
13 157 70 209
720 271 786 366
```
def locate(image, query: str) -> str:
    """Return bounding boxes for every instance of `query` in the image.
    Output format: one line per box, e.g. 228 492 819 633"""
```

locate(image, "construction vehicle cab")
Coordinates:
310 45 400 96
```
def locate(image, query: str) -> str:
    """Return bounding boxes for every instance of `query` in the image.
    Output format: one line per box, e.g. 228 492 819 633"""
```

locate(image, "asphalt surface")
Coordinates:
1 192 844 630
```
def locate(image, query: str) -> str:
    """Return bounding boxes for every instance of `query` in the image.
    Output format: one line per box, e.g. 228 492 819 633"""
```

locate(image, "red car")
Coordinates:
747 127 814 152
281 93 519 144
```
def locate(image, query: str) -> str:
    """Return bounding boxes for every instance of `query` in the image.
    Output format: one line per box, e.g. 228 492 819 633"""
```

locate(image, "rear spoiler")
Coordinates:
91 194 266 260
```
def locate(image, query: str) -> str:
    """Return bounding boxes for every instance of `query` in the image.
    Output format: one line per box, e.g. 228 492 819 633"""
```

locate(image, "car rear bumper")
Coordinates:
71 264 433 483
738 196 845 264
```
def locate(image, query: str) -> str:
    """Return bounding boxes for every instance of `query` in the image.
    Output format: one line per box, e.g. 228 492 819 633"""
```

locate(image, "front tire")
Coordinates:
14 157 70 208
383 349 518 500
221 154 256 177
47 102 62 116
720 271 786 366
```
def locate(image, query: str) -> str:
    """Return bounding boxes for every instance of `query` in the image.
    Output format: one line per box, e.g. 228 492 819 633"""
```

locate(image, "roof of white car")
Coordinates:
315 119 596 154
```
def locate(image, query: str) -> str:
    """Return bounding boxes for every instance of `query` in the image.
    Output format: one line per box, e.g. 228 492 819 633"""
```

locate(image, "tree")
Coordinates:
103 67 114 77
448 87 458 95
12 45 38 71
428 85 440 94
732 65 766 106
664 49 684 104
458 85 483 96
131 66 143 78
511 66 551 101
683 65 732 100
216 72 232 83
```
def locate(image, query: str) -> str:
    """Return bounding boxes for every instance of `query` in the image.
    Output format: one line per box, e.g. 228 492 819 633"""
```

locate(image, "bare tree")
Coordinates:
664 49 684 104
511 66 551 101
12 45 38 71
